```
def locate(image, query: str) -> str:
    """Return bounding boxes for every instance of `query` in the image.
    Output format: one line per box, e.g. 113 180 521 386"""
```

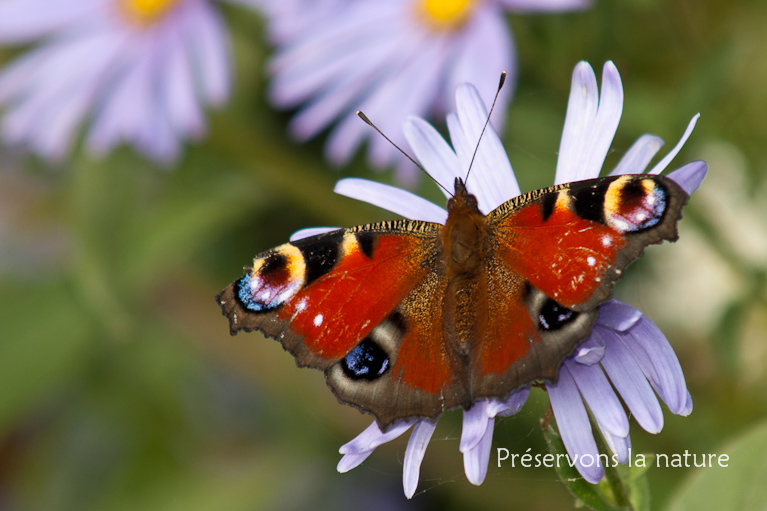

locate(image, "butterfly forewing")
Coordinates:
487 174 688 311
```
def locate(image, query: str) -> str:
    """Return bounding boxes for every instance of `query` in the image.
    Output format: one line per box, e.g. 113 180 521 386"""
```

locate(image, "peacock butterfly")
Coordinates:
216 173 688 430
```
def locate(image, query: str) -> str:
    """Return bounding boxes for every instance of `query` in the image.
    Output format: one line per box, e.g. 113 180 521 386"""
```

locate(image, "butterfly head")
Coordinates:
447 178 480 214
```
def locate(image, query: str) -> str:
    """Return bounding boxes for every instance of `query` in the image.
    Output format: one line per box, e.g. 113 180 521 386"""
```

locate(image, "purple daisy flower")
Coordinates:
260 0 591 183
0 0 255 164
292 61 707 497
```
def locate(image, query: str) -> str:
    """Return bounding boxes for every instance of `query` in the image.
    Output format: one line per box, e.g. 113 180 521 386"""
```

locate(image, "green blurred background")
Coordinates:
1 0 766 509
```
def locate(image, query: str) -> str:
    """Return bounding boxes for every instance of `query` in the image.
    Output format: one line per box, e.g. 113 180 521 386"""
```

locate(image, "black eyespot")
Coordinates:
341 338 390 381
539 299 578 331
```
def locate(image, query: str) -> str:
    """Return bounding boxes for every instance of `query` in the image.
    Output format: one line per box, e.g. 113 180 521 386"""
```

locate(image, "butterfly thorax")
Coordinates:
442 179 486 357
443 179 484 274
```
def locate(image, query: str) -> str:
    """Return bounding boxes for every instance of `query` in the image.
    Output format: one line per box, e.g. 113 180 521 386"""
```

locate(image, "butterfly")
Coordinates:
216 173 688 430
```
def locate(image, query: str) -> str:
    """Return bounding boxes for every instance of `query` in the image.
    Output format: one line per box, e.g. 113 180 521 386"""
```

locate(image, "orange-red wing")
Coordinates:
487 175 688 311
217 219 467 427
217 221 439 368
468 175 687 398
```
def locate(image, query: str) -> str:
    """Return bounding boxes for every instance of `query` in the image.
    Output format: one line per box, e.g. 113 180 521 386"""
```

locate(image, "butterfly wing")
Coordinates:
216 220 467 428
469 174 688 399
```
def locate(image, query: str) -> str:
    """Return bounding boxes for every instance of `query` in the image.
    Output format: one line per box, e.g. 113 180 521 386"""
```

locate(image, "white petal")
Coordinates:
648 114 700 175
338 420 414 455
446 3 515 133
462 417 495 485
497 0 591 10
159 18 205 138
453 83 520 212
403 420 437 498
334 178 447 223
555 61 598 184
0 0 102 44
579 61 623 180
668 161 708 194
460 401 491 453
403 116 462 196
186 0 230 105
290 227 338 241
609 134 665 176
337 452 372 473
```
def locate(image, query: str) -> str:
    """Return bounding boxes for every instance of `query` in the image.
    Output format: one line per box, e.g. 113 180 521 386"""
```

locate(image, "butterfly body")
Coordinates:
217 174 688 429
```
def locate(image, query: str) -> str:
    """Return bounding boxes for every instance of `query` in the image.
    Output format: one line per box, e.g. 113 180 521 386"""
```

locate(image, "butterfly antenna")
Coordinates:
465 71 507 185
356 111 453 197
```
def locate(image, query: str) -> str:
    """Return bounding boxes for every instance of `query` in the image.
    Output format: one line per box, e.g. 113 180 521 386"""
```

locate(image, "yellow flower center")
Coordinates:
121 0 182 25
418 0 476 29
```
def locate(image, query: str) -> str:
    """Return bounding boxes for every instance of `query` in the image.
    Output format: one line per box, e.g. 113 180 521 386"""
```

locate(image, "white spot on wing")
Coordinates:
313 314 324 327
587 256 596 267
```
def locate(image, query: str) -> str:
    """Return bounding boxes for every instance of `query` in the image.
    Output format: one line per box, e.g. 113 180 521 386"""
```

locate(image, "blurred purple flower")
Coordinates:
293 61 706 496
0 0 257 164
259 0 591 183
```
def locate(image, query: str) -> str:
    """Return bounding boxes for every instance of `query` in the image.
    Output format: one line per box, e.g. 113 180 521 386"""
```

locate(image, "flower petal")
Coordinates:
337 451 373 473
668 161 708 195
556 61 623 183
403 420 437 499
555 61 598 184
463 417 495 485
324 34 445 169
573 335 606 365
680 391 693 417
582 61 623 179
338 419 414 455
490 386 531 417
596 299 643 332
334 178 447 223
460 400 491 453
648 114 700 175
498 0 592 10
609 134 665 176
567 357 630 438
0 0 101 44
403 116 462 195
547 365 603 483
186 0 230 105
602 428 631 464
446 3 515 134
598 327 664 434
452 83 520 211
290 227 339 241
622 317 688 415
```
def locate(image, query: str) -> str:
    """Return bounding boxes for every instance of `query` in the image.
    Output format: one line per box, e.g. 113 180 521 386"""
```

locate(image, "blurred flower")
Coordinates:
293 61 706 496
260 0 591 183
0 0 255 164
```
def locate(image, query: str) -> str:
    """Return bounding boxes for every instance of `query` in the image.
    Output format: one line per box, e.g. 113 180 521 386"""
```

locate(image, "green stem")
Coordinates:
591 413 632 510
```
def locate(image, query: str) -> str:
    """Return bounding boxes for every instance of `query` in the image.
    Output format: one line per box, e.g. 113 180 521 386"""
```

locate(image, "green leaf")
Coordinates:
543 425 618 511
667 421 767 511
